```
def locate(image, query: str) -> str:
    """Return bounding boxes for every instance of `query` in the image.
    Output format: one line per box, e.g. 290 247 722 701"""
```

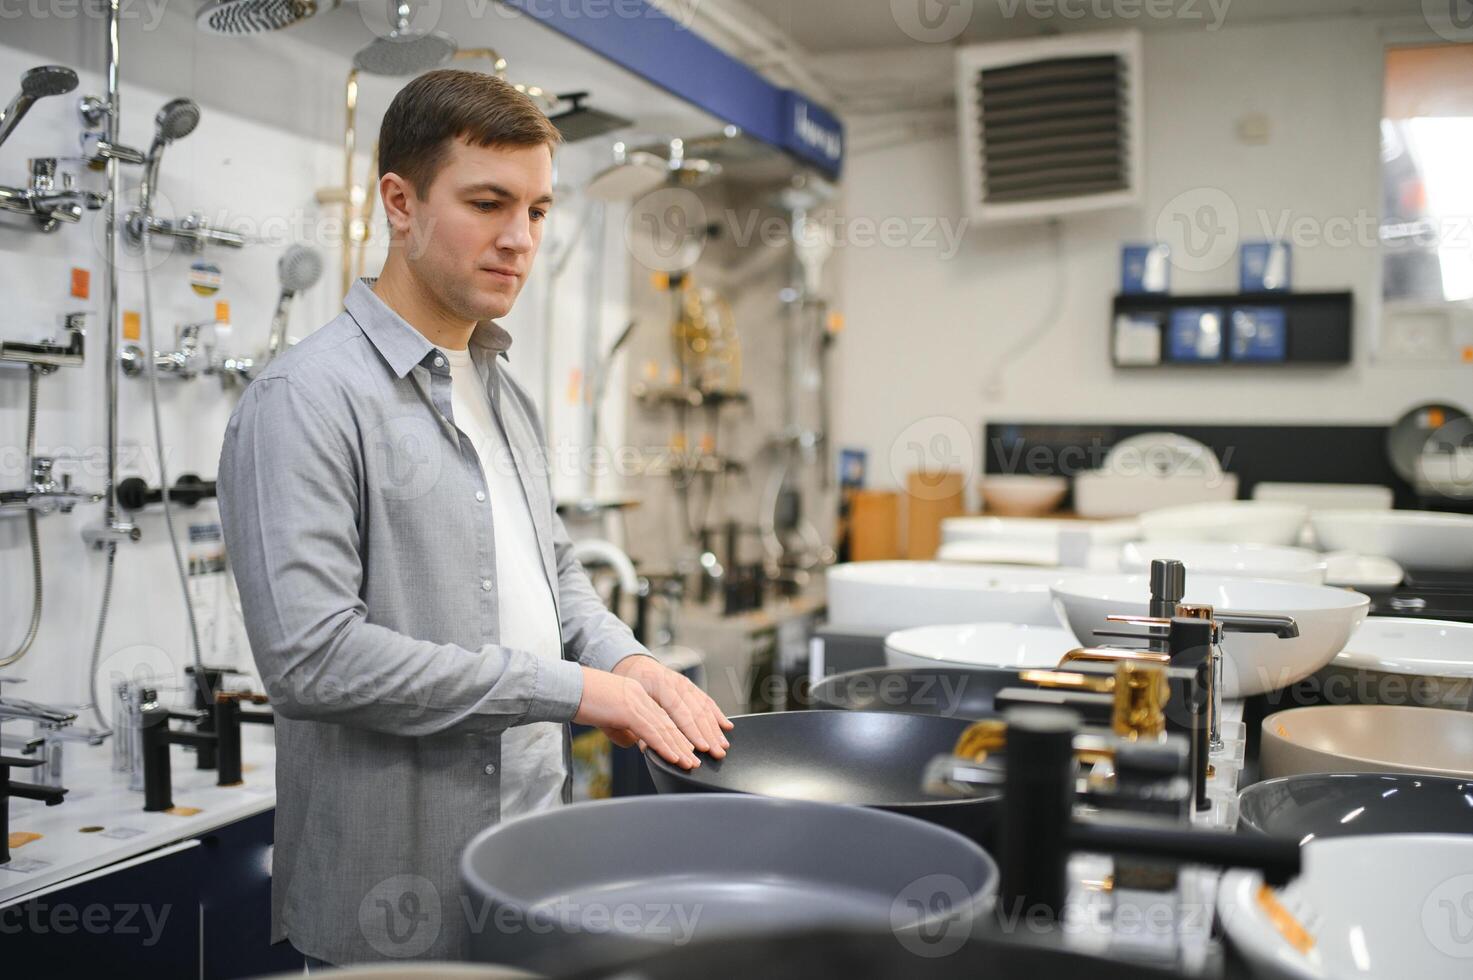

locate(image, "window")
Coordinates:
1381 44 1473 304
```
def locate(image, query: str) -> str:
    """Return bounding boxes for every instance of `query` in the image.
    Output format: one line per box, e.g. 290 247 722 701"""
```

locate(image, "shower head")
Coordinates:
549 92 633 144
196 0 325 34
0 66 79 152
353 0 456 76
154 98 201 144
353 33 457 76
279 244 323 294
21 65 78 98
585 148 668 203
140 98 201 214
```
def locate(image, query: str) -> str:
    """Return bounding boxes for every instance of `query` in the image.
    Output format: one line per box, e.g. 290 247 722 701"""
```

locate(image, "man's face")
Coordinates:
400 138 553 321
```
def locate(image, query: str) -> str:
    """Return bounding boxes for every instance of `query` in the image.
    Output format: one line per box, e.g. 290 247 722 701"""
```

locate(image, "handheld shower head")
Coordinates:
0 66 79 152
21 65 78 98
265 245 324 362
353 0 456 76
154 98 201 145
140 98 201 218
279 244 323 295
196 0 326 34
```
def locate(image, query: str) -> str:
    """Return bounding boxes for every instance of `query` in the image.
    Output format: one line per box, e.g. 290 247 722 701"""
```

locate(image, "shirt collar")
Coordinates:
345 277 513 379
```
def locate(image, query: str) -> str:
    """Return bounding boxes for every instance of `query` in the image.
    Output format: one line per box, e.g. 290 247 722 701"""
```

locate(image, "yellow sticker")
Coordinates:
1256 883 1315 954
164 806 203 817
8 831 41 849
122 310 141 341
214 300 230 324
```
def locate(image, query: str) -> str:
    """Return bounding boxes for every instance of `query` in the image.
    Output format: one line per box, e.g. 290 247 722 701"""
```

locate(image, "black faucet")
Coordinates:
996 706 1301 923
1 752 66 864
139 684 273 811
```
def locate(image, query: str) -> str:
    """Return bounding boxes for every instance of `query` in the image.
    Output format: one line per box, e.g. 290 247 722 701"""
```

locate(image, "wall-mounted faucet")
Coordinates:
0 158 106 232
0 455 105 517
125 209 247 252
120 319 255 386
0 312 85 370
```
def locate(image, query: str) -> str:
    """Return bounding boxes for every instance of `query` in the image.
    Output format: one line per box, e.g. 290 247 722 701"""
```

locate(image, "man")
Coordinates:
218 69 731 967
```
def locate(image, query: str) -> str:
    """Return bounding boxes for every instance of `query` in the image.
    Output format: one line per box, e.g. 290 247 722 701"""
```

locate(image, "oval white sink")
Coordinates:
1310 509 1473 571
825 561 1076 630
884 623 1079 670
1120 540 1328 585
1050 574 1369 697
1219 834 1473 980
1140 501 1309 546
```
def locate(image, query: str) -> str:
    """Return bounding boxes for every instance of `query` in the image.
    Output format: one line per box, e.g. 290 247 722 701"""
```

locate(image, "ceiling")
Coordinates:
738 0 1434 53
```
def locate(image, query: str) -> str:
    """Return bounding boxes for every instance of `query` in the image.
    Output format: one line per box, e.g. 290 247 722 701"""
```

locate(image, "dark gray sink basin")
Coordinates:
461 795 997 976
1239 772 1473 840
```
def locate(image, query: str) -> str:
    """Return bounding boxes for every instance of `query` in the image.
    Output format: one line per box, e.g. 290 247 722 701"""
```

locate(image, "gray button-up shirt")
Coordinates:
218 278 647 964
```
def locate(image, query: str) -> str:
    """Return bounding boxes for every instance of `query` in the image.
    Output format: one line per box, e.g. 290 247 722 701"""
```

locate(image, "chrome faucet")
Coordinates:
121 319 210 380
0 686 109 787
125 208 246 252
121 319 256 386
0 455 105 517
0 312 85 370
0 158 105 232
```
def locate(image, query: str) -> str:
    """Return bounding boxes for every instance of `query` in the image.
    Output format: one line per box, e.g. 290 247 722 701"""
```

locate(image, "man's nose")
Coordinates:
496 213 534 254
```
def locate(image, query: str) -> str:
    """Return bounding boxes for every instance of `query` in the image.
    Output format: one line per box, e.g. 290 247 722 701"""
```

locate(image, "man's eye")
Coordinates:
530 209 547 222
472 201 497 212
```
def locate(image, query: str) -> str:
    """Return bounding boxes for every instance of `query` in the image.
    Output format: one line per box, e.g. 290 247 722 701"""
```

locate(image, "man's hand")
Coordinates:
573 666 700 769
612 654 733 760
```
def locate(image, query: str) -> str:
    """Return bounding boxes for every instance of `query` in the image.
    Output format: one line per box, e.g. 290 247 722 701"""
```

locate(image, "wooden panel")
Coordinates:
906 471 966 560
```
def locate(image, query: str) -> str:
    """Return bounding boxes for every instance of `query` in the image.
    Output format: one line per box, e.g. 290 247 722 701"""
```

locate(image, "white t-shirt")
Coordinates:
443 345 566 818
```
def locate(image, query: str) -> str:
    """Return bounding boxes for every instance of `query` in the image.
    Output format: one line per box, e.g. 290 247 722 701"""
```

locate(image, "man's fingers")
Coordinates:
637 697 696 768
682 691 726 759
665 698 711 754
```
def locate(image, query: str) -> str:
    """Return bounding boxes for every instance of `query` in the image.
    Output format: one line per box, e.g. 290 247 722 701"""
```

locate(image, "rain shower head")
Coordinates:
549 92 633 144
585 148 668 202
353 0 456 76
0 66 79 152
279 244 323 294
196 0 324 34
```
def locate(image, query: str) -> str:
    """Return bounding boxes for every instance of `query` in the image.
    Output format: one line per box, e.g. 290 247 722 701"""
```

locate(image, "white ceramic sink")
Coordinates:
884 623 1079 670
1219 834 1473 980
1335 617 1473 680
824 561 1076 631
1139 501 1309 546
1310 509 1473 571
1119 541 1328 585
1049 574 1370 697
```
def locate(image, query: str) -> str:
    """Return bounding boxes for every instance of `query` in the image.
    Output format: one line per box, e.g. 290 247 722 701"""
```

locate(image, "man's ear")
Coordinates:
379 171 414 237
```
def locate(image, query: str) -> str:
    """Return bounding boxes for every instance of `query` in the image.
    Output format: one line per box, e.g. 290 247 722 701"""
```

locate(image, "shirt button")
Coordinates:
475 491 486 503
434 356 445 368
483 764 496 776
481 579 493 592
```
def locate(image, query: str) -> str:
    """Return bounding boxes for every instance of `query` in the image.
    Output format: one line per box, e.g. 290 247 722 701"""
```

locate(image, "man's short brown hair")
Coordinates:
377 69 562 197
